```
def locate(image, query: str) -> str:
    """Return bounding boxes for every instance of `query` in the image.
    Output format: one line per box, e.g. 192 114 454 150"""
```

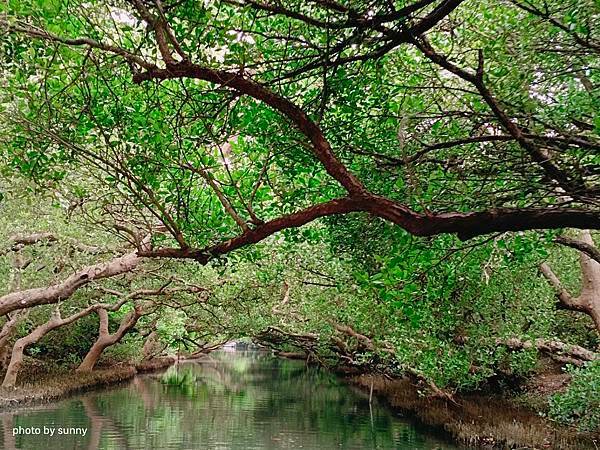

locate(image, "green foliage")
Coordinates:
101 335 144 365
0 1 597 432
33 315 98 364
549 361 600 432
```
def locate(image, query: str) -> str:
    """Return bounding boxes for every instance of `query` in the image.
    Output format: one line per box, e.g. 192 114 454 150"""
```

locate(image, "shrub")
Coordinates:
549 360 600 432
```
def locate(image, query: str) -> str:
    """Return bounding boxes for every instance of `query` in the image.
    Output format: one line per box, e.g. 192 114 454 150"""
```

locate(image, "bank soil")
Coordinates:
350 374 599 449
0 357 175 410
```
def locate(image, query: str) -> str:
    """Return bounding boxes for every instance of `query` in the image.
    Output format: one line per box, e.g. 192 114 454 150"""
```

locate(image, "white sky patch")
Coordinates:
227 30 255 45
110 7 138 27
529 71 561 105
202 44 229 63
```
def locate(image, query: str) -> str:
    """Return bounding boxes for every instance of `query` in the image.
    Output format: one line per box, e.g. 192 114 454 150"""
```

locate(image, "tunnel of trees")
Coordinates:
0 0 598 433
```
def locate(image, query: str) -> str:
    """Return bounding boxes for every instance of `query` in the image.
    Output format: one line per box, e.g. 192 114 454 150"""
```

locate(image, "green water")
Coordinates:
0 351 463 449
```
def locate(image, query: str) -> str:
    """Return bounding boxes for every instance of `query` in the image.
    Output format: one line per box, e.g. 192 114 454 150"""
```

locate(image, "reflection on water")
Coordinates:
0 351 462 449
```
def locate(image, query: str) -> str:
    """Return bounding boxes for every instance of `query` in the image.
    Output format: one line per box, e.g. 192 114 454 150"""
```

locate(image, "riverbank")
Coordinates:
349 374 599 449
2 353 596 448
0 357 175 410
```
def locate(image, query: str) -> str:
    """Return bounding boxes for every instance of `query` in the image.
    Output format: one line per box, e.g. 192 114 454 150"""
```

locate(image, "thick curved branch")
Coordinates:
554 235 600 264
140 195 600 260
0 235 151 316
133 62 366 195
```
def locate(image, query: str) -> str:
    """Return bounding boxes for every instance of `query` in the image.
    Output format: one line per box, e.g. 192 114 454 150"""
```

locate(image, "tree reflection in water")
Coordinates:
0 351 461 449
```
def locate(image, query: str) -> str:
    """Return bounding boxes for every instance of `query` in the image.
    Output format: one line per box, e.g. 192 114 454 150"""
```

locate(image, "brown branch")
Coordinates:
278 0 466 79
554 235 600 264
184 164 250 232
271 281 291 315
333 322 454 400
539 262 582 311
2 232 105 256
9 232 57 246
140 195 600 260
133 62 366 195
541 230 600 333
223 0 440 30
413 36 589 197
499 338 597 364
0 19 155 70
0 232 57 256
509 0 600 53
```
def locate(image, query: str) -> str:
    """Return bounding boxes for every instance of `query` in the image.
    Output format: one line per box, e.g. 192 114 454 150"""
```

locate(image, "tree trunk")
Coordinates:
541 230 600 335
77 339 110 373
590 308 600 336
2 300 127 388
0 310 29 369
0 251 29 368
3 339 28 388
142 330 159 361
76 306 143 372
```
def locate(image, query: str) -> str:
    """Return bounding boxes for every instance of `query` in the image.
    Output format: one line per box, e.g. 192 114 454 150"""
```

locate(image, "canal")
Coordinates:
0 350 462 449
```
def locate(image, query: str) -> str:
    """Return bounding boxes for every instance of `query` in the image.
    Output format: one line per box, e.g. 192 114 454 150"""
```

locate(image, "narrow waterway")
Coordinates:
0 350 463 449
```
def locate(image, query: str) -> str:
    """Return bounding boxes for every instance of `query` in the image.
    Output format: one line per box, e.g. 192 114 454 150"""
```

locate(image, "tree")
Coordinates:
76 305 144 372
0 1 598 421
76 281 204 371
2 300 128 387
0 0 597 270
541 230 600 333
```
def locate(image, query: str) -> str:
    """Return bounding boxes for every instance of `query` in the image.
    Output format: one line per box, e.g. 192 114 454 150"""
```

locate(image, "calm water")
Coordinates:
0 351 462 449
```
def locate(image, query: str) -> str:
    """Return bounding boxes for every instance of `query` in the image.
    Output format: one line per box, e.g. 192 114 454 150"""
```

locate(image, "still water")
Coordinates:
0 351 463 449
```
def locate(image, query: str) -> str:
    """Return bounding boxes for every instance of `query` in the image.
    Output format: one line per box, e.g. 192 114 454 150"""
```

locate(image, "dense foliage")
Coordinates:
549 361 600 432
0 0 598 433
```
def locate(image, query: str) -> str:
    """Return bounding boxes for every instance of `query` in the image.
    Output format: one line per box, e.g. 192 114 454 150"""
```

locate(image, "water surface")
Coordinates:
0 350 463 449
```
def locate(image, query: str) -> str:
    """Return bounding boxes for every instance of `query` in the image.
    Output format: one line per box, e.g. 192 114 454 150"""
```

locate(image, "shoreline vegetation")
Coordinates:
1 352 598 449
1 0 599 447
349 374 600 449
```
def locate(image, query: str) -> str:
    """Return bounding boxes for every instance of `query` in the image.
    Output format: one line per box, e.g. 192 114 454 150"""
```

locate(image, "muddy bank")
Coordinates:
135 356 176 373
0 358 175 411
0 366 136 410
350 374 599 449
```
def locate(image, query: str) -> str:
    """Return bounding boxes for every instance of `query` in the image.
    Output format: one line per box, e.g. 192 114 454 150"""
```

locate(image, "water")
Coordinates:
0 351 462 449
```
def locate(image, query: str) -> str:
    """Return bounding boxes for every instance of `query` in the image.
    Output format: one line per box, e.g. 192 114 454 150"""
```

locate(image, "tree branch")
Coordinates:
413 36 590 197
554 235 600 264
0 235 151 316
539 262 582 311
